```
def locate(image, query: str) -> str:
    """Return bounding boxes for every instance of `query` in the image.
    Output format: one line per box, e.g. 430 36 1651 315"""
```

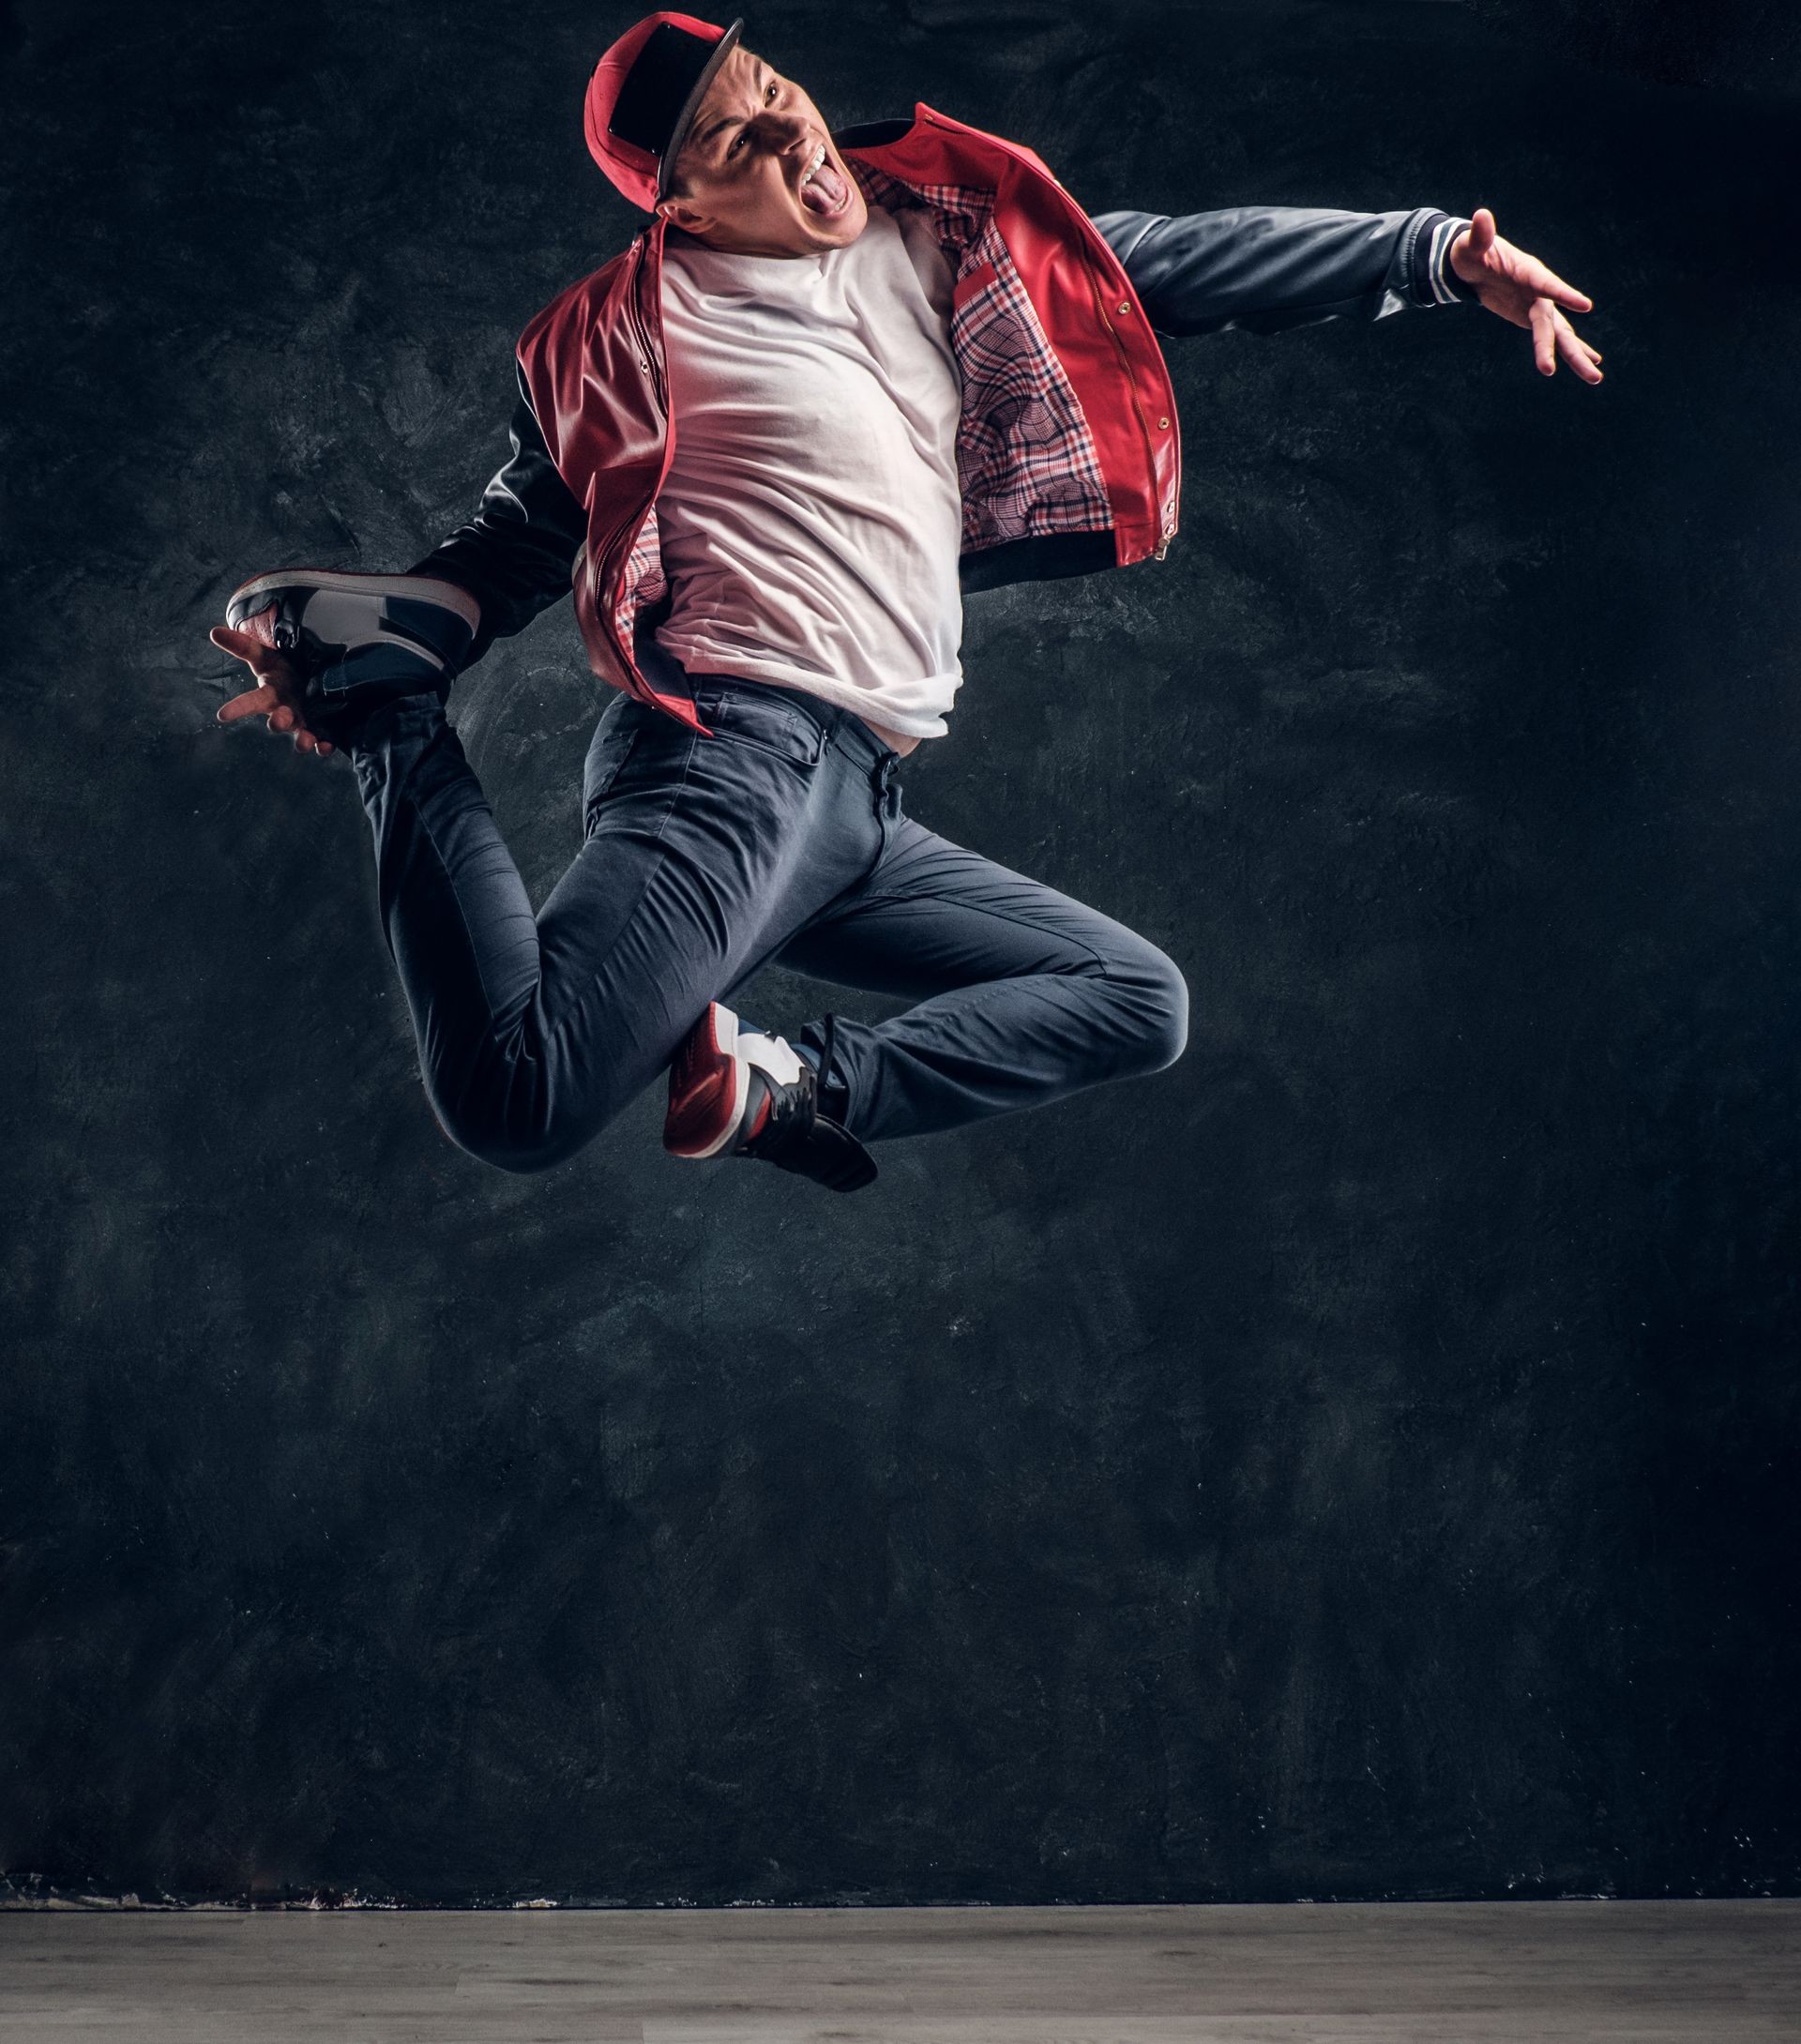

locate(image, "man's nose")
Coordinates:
760 110 811 154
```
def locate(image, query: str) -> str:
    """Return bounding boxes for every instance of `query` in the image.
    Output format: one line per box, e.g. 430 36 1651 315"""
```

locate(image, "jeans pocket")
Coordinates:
582 701 642 813
582 695 693 826
690 684 826 769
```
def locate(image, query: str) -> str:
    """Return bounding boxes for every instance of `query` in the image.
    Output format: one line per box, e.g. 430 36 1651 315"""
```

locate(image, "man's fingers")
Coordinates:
1553 308 1604 385
209 622 310 695
1530 263 1593 313
1523 302 1604 384
1493 239 1593 315
210 620 337 749
217 682 279 725
1530 298 1556 375
210 624 280 673
214 676 333 747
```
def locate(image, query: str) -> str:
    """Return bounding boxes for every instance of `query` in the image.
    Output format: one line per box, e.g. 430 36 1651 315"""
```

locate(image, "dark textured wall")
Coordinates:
2 0 1796 1905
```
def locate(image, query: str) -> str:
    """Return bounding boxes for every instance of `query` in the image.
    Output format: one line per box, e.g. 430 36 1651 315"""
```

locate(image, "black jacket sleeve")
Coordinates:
405 362 587 669
1089 204 1479 339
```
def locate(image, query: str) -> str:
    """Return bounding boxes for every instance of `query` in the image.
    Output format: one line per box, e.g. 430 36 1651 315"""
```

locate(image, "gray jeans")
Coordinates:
350 669 1188 1173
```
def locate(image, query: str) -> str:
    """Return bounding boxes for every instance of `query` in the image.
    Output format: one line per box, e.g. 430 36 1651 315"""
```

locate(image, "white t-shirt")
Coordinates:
653 204 965 740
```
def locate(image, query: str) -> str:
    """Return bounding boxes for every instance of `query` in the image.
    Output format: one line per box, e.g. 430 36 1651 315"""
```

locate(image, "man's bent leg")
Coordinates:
773 813 1189 1146
348 688 847 1173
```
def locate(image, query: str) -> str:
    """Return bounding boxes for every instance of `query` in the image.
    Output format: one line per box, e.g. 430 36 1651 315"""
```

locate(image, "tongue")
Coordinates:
800 159 848 215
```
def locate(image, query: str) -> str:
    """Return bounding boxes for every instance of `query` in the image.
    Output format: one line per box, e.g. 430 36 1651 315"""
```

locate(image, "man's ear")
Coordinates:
656 194 711 236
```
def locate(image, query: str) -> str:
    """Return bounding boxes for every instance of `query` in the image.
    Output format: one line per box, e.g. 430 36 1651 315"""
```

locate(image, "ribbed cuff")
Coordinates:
797 1019 854 1129
1427 213 1481 303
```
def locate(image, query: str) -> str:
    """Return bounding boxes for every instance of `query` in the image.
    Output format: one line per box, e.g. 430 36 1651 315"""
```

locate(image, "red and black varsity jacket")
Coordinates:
414 104 1477 733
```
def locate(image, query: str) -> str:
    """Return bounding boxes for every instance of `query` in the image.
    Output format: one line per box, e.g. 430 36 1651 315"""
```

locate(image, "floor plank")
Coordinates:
0 1900 1793 2042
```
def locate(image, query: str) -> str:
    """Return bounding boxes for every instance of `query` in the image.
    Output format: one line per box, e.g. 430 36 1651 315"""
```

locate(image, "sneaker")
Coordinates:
664 1003 877 1193
224 569 482 741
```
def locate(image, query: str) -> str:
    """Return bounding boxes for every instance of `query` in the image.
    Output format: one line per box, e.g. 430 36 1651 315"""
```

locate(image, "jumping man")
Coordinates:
210 12 1600 1192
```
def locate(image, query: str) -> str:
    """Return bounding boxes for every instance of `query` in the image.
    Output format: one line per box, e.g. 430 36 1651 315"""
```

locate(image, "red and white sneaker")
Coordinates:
663 1003 877 1193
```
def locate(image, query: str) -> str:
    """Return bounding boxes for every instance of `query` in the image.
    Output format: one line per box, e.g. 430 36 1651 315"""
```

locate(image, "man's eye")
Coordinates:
729 83 778 151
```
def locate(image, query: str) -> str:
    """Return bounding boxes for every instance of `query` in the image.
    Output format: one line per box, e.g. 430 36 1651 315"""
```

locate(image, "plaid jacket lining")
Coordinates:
850 163 1112 552
614 505 667 651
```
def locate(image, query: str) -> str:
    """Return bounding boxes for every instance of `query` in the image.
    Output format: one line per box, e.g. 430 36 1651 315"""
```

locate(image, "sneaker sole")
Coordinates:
665 1003 749 1160
225 569 484 633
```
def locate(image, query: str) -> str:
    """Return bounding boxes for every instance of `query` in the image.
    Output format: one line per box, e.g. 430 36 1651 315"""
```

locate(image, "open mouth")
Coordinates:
797 138 851 219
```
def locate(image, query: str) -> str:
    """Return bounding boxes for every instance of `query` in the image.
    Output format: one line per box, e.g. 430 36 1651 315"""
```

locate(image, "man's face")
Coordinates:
657 45 868 258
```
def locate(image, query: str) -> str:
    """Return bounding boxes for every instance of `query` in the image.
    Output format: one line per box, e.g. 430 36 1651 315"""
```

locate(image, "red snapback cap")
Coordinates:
584 12 745 212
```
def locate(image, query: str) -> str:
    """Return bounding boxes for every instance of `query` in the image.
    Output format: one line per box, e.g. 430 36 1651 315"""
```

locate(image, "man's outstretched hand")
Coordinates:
209 625 335 758
1449 207 1602 384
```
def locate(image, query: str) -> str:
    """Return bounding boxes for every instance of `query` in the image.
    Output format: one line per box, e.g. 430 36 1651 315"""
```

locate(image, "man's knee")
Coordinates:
1143 947 1190 1070
1112 938 1189 1075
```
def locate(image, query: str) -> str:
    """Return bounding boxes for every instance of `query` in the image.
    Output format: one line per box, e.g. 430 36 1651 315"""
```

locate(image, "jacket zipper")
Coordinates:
628 233 668 415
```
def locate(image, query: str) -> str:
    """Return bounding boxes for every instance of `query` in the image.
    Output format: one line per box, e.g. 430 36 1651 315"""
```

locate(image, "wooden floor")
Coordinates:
1 1900 1794 2041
